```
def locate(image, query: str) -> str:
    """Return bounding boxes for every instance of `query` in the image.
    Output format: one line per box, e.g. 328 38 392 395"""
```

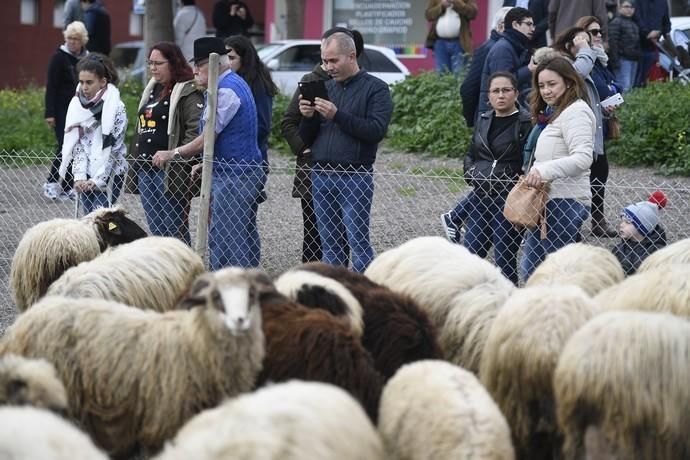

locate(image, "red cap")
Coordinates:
648 190 668 209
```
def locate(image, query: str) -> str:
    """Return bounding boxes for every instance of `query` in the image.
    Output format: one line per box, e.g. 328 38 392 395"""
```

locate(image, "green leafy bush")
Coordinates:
605 82 690 175
269 92 291 155
387 71 473 157
0 85 55 154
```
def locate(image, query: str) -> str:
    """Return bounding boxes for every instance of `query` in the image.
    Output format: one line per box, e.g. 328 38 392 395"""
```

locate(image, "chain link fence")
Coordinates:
1 149 689 316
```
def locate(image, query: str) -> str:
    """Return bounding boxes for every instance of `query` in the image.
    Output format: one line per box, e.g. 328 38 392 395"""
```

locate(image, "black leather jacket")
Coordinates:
463 108 532 196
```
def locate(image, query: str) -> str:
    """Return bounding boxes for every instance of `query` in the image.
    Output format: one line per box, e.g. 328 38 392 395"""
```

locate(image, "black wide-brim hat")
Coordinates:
190 37 227 63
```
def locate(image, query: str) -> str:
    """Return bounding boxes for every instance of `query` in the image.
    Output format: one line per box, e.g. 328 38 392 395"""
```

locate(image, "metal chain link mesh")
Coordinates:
1 150 689 312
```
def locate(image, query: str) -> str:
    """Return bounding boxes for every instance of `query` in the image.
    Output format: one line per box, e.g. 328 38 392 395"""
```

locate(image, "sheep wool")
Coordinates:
479 285 598 460
0 406 109 460
274 268 364 337
154 380 385 460
0 354 68 414
46 236 204 312
525 243 625 296
379 360 515 460
9 206 147 311
594 264 690 318
365 236 514 373
0 268 266 459
637 237 690 273
554 311 690 460
279 262 442 380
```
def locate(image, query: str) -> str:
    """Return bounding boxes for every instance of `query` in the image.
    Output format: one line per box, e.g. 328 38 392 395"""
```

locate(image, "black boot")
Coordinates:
591 214 618 237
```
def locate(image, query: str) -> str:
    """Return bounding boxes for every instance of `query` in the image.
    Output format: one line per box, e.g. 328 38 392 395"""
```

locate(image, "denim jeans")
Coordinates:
520 198 590 281
311 169 374 273
433 38 465 74
463 192 522 284
209 164 266 270
449 190 476 225
635 49 657 87
615 58 638 93
80 174 124 215
138 168 191 245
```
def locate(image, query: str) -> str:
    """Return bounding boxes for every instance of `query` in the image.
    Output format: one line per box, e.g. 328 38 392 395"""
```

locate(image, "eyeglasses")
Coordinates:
489 87 515 95
193 59 209 68
588 29 603 36
620 4 634 8
147 60 168 67
519 21 535 28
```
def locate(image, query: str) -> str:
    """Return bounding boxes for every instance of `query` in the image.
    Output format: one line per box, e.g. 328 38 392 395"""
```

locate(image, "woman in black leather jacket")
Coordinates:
462 71 532 284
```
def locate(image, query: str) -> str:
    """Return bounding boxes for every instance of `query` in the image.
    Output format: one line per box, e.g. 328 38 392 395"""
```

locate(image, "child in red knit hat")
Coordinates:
612 190 668 275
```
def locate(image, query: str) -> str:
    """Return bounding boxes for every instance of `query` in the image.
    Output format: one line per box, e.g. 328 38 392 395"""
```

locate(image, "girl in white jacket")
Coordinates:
60 53 128 214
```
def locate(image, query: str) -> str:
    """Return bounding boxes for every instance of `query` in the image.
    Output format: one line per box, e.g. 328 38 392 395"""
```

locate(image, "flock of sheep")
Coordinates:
2 206 690 460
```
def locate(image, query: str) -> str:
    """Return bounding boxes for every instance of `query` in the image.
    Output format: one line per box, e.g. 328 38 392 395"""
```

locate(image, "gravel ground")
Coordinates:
2 148 690 337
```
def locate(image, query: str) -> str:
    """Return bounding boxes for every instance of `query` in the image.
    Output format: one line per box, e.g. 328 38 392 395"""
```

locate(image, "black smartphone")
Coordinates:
298 80 329 105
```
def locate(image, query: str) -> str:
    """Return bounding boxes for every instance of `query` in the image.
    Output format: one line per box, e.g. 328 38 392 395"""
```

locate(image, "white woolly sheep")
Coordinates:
0 267 267 459
480 285 598 460
274 268 364 337
46 236 204 312
10 206 147 311
0 354 67 415
554 311 690 460
637 237 690 272
365 236 514 373
525 243 625 296
154 380 385 460
275 262 442 380
0 406 109 460
378 360 515 460
594 264 690 318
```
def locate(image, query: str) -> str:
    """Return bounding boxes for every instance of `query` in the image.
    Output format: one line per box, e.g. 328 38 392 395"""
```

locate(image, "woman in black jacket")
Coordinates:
43 20 89 201
462 71 531 284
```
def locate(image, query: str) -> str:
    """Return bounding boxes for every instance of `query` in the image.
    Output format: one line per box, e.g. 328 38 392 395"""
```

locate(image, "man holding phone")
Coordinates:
298 32 393 273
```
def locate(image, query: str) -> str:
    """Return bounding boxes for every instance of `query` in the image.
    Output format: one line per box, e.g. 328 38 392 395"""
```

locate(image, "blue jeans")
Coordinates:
209 164 266 270
635 49 657 87
615 59 638 93
449 190 476 225
138 168 191 245
80 174 124 215
311 169 374 273
433 38 465 74
520 198 590 281
463 192 522 284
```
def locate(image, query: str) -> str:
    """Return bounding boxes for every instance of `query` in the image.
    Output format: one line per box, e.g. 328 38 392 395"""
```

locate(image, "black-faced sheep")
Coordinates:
46 236 204 312
378 360 515 460
637 237 690 272
365 236 514 374
594 264 690 318
0 268 266 459
554 311 690 460
524 243 625 296
154 380 385 460
0 406 109 460
0 354 67 415
479 285 598 460
9 206 147 311
277 262 442 381
256 274 384 422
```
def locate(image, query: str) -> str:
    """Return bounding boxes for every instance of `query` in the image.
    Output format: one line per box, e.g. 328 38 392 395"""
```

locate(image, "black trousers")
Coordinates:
589 153 609 221
300 196 322 263
47 117 74 188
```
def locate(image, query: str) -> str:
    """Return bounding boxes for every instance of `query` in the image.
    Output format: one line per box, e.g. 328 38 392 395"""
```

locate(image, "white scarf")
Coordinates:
60 83 121 188
592 45 609 67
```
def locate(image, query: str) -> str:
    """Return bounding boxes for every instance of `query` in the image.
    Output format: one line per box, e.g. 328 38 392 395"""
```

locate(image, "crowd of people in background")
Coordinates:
41 1 674 282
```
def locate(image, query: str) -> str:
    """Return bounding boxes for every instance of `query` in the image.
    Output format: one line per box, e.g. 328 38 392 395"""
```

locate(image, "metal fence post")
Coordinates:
195 52 219 266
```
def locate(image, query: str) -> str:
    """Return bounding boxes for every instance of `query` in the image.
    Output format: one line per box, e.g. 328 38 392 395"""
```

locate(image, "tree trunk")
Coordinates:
285 0 306 39
145 0 175 52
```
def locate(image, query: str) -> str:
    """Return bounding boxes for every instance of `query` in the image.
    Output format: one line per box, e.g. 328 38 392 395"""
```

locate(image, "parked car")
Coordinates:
671 16 690 47
110 40 146 83
257 40 410 95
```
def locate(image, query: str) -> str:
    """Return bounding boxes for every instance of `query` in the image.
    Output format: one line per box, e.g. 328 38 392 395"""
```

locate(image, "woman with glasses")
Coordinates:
554 25 620 237
128 42 203 244
460 71 532 284
521 57 595 280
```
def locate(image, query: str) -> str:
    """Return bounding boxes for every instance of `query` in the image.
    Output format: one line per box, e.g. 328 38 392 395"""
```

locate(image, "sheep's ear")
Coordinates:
178 273 214 310
95 210 148 248
5 378 27 404
247 270 275 293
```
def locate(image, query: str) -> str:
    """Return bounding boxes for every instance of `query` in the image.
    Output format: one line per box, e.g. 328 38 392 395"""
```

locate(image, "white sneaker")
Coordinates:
43 182 61 200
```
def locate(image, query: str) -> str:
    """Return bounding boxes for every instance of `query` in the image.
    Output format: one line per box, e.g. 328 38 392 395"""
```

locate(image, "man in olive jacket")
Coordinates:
298 32 393 273
425 0 479 74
